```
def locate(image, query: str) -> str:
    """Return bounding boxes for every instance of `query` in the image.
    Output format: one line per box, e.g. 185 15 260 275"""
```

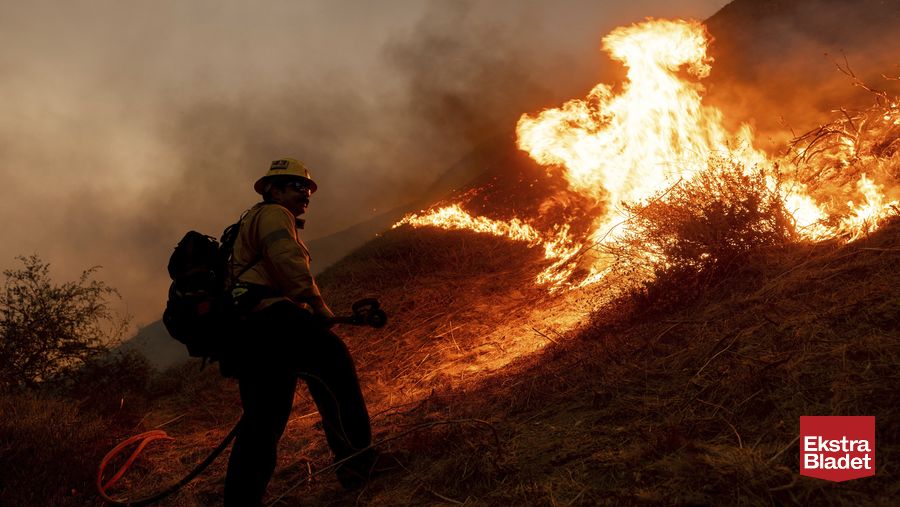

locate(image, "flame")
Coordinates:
517 19 764 206
783 187 831 240
393 204 542 244
394 18 898 290
840 175 899 240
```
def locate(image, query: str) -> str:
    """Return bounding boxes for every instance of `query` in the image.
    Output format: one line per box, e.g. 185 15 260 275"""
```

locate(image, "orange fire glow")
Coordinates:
394 18 898 290
841 175 899 240
517 20 763 205
393 204 541 244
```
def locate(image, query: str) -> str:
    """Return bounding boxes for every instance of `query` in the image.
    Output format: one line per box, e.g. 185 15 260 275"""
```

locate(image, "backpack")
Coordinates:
162 219 244 362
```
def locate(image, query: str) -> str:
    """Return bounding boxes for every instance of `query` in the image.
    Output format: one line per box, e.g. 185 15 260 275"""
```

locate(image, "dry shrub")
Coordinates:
791 79 900 171
613 159 796 312
789 82 900 219
0 255 130 390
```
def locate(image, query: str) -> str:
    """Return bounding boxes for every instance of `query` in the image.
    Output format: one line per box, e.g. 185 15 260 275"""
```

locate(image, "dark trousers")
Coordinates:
222 301 373 506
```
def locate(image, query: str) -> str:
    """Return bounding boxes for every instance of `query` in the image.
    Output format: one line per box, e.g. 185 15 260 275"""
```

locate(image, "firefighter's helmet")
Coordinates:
254 158 318 195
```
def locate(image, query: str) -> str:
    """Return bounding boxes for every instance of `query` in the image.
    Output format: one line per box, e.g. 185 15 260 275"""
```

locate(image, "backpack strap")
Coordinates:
225 203 284 282
221 209 261 286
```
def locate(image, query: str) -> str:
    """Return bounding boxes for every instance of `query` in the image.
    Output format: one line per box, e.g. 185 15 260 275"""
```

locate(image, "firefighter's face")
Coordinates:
271 179 312 216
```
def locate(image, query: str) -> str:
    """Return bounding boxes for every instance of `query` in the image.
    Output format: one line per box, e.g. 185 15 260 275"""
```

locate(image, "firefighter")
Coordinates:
221 158 376 506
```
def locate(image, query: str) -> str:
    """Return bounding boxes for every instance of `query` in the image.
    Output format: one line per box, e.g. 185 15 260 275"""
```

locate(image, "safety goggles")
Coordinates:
284 180 312 192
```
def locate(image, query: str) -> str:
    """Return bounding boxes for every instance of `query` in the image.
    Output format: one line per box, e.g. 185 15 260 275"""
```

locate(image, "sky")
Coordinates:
0 0 730 328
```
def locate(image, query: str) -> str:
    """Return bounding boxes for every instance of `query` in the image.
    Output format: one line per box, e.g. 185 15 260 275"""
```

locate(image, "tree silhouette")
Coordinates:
0 255 130 389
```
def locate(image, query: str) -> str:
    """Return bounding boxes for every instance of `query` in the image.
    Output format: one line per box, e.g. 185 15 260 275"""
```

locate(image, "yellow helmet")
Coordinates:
254 158 318 195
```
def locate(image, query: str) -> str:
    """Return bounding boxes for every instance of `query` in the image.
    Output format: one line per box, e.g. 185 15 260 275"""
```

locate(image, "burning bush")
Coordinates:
791 73 900 167
610 159 796 308
788 83 900 239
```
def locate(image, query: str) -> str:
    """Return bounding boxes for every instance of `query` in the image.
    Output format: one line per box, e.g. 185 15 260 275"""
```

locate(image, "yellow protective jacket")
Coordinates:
230 202 334 317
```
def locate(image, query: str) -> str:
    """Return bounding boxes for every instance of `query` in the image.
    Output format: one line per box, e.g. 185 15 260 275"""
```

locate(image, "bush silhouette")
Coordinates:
0 255 130 389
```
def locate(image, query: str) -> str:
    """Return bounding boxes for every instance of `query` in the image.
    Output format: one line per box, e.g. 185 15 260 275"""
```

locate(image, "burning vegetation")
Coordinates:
394 18 900 293
4 11 899 507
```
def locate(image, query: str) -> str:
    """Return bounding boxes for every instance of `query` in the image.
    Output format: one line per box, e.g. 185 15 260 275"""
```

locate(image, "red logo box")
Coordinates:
800 416 875 482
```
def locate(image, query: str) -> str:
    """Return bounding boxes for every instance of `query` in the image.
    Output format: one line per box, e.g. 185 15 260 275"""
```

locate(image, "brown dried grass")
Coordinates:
354 219 900 506
0 391 120 506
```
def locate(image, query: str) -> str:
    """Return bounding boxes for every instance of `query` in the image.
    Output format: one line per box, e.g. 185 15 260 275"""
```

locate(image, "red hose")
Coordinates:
97 430 175 503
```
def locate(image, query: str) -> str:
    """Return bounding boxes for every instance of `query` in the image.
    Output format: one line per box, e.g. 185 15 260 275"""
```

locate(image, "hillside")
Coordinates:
293 213 900 505
703 0 900 139
87 212 898 506
2 1 898 506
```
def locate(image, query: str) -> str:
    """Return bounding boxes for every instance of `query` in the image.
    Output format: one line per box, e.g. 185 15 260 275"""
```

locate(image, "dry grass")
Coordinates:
12 210 897 506
79 227 567 507
0 392 119 506
93 362 243 506
317 227 555 404
5 221 897 506
248 143 898 504
309 218 898 506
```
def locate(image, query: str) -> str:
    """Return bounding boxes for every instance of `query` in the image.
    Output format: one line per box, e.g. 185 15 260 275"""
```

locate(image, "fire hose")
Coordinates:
97 299 386 505
97 423 241 506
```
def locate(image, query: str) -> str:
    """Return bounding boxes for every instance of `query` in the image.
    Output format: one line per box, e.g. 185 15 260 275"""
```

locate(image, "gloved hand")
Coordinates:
309 296 335 328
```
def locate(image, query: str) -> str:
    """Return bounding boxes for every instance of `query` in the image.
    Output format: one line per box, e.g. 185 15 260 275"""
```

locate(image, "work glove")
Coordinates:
309 296 335 328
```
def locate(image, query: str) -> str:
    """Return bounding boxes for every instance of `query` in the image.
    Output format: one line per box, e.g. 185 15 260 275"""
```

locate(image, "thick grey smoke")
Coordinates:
0 0 733 327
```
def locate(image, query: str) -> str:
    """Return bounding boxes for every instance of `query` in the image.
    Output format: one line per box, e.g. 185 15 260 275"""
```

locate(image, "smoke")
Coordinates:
382 2 561 154
703 0 900 147
0 0 732 327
